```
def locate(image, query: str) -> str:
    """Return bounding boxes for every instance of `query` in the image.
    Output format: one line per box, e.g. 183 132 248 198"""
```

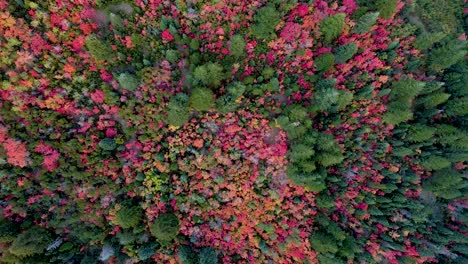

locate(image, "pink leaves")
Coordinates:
2 138 31 168
280 22 302 43
90 89 105 104
161 29 174 42
35 142 60 172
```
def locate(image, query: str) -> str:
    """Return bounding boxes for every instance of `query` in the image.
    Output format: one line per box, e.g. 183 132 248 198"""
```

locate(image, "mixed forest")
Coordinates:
0 0 467 263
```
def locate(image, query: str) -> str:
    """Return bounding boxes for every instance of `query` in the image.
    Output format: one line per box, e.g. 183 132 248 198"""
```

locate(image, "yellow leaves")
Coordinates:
153 161 169 173
168 125 179 131
1 12 15 27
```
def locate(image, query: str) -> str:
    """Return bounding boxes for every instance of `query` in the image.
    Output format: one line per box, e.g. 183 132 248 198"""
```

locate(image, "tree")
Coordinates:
9 227 52 257
335 43 358 64
113 205 142 229
199 247 218 264
149 213 180 246
229 35 246 57
374 0 397 19
421 156 451 171
251 5 281 40
315 53 335 72
193 63 225 87
353 12 379 34
428 39 467 72
445 97 468 117
0 218 20 243
177 245 198 264
167 93 190 126
423 169 463 199
99 138 117 151
189 88 214 112
85 35 112 60
117 73 139 91
319 13 346 42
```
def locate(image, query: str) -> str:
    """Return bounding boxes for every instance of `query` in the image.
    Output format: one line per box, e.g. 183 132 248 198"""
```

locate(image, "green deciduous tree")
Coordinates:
374 0 397 19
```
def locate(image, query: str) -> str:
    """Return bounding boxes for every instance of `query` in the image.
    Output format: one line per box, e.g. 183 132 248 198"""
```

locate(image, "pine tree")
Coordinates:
85 35 112 60
113 205 142 229
199 247 218 264
9 227 52 257
335 42 358 64
414 32 446 50
421 156 451 171
189 88 214 112
149 213 180 246
353 12 379 34
374 0 398 19
315 53 335 72
251 5 281 40
423 169 463 199
99 138 117 151
193 63 225 87
320 13 346 42
229 35 246 58
445 97 468 117
428 39 467 72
